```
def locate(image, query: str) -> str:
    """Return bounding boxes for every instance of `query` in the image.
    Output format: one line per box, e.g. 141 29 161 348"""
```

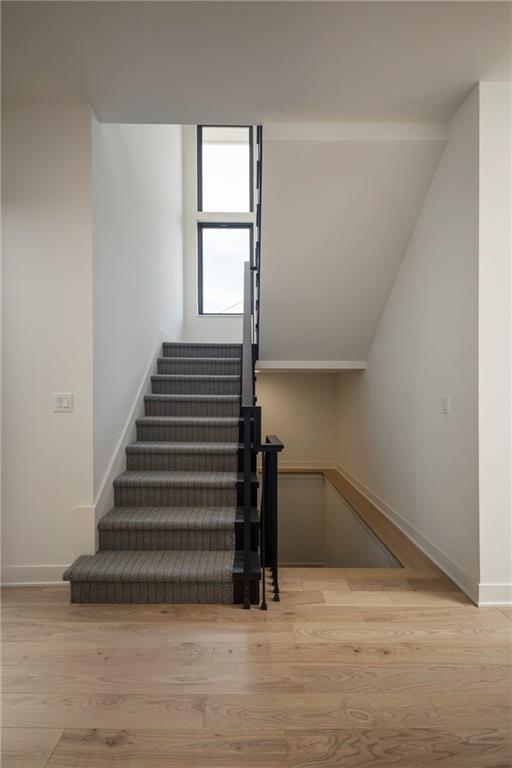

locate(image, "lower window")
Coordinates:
198 223 253 315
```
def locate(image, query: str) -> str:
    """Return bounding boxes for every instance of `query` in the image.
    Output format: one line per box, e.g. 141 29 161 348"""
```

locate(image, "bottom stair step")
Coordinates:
62 550 259 604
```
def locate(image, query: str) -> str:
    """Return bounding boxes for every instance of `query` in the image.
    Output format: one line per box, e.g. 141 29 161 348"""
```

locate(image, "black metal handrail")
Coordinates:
239 125 284 608
241 262 255 608
253 125 264 354
241 264 283 609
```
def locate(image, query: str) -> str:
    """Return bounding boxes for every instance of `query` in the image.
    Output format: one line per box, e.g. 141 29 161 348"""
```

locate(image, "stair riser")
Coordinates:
158 360 241 375
114 486 237 507
152 378 240 396
162 344 241 359
137 423 240 442
126 452 238 472
70 582 234 604
144 399 240 418
99 529 235 551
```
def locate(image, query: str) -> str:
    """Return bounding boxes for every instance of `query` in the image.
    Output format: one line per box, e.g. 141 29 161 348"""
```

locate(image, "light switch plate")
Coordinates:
53 393 73 412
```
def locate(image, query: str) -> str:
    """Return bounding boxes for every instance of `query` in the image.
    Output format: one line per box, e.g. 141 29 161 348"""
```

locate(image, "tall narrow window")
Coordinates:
198 224 252 315
198 126 253 213
197 126 254 315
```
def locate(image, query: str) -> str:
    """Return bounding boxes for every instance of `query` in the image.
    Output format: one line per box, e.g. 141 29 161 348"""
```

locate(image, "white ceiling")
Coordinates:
260 135 445 360
3 2 510 123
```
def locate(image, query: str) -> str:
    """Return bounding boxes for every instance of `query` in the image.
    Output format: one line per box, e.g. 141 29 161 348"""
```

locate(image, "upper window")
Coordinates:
198 223 252 315
198 126 253 213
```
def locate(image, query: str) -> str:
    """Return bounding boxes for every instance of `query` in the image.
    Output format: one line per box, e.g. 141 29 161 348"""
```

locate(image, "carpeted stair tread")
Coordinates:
127 442 240 455
136 416 241 444
136 416 240 426
157 358 241 376
99 507 237 531
63 550 235 583
114 471 257 487
150 374 241 396
144 393 241 417
145 394 240 403
157 358 241 373
152 374 240 382
158 356 241 364
97 507 243 552
163 343 242 358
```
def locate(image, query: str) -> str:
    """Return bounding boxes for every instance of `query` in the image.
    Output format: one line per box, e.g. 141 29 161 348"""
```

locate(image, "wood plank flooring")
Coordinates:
2 573 511 767
1 471 511 766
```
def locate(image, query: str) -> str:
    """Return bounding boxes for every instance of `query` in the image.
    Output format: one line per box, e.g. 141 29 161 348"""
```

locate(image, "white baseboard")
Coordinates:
335 464 481 605
478 582 512 606
1 564 71 586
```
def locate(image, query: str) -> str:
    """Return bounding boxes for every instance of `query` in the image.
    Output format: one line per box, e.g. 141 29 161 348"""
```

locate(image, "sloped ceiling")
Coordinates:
260 134 445 361
2 2 504 362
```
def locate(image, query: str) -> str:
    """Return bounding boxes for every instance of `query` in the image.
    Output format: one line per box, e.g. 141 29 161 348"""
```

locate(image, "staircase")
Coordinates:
63 342 260 604
64 126 283 608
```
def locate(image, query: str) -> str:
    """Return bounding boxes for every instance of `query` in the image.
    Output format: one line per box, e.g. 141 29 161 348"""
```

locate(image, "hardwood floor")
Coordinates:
1 472 511 766
1 574 511 767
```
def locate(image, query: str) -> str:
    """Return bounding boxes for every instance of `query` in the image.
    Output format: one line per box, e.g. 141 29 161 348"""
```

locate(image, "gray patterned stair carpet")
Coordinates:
157 357 241 376
63 342 246 604
144 395 240 417
66 551 234 604
162 342 241 359
136 416 240 442
98 507 236 551
151 374 241 395
113 470 239 507
126 442 240 471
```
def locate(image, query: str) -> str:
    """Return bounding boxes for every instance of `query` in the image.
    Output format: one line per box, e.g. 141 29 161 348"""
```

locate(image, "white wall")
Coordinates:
1 111 185 582
2 105 94 584
256 372 338 468
92 119 184 501
336 88 481 600
181 125 243 344
478 82 512 604
259 126 445 363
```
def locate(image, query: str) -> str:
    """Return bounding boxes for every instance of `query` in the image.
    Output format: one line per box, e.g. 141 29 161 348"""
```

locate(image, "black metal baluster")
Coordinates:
242 408 252 609
260 452 267 610
270 450 280 602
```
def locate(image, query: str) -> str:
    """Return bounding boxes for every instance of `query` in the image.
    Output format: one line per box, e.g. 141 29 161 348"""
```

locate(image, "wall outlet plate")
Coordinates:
53 393 73 412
